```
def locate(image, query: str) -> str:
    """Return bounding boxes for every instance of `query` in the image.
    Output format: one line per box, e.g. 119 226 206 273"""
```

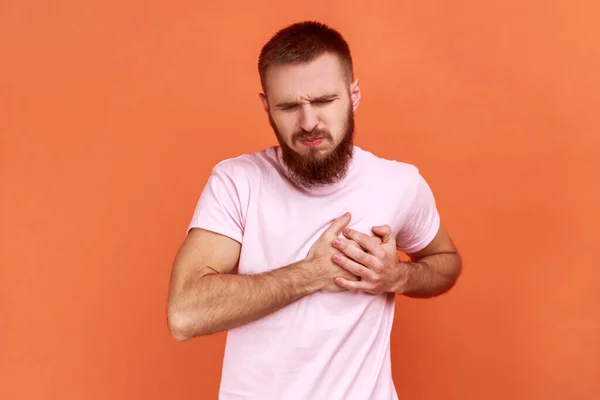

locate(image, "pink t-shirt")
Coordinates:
187 145 440 399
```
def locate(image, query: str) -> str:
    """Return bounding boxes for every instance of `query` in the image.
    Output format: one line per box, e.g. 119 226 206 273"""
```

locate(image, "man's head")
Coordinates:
258 21 361 189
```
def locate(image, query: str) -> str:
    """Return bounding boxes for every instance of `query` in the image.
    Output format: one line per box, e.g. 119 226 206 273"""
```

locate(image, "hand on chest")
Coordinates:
244 195 400 272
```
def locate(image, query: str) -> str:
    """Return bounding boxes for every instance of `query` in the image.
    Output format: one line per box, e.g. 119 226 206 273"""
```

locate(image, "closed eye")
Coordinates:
275 95 339 111
275 102 300 111
312 98 336 106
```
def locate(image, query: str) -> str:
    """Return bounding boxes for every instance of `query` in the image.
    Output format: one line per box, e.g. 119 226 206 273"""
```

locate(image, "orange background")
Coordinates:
1 1 599 399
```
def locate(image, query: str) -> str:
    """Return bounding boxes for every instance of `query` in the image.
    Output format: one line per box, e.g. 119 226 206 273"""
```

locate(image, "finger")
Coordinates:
335 276 377 294
326 212 352 237
372 225 393 242
333 238 384 271
347 238 379 251
342 228 386 259
346 236 382 249
332 252 378 281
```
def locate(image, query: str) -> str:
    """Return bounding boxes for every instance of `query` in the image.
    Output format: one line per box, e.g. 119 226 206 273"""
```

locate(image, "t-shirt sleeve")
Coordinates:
395 172 441 254
186 164 246 243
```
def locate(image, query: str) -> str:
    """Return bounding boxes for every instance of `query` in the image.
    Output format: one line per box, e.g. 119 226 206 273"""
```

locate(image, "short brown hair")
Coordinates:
258 21 354 92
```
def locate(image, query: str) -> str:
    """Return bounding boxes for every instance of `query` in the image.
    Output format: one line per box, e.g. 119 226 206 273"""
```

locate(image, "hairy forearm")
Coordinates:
169 261 318 340
396 252 462 298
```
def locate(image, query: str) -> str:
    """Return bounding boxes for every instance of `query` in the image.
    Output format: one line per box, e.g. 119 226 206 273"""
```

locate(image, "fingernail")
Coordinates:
333 239 340 246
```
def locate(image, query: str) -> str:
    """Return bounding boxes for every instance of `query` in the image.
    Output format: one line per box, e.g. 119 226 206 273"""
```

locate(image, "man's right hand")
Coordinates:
168 211 386 340
305 212 376 293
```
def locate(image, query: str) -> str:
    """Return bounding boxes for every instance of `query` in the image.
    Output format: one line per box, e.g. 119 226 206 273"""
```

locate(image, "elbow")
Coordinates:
167 309 203 342
167 311 192 341
443 256 463 293
452 253 463 281
444 274 460 294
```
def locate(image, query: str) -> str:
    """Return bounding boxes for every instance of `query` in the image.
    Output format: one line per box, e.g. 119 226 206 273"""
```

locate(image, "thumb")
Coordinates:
372 224 392 242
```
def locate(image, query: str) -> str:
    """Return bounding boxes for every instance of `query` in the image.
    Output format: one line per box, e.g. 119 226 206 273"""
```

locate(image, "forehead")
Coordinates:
264 53 348 102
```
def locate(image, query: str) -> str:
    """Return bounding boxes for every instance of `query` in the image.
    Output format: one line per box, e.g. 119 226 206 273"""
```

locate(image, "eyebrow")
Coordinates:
275 94 339 109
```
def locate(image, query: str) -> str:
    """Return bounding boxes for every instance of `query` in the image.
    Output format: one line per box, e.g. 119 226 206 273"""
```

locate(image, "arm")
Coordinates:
393 170 461 297
330 171 461 297
397 224 462 298
167 213 354 341
329 224 461 297
166 228 319 341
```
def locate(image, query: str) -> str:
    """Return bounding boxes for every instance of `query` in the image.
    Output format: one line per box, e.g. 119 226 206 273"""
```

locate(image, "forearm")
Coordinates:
169 261 318 339
395 252 462 298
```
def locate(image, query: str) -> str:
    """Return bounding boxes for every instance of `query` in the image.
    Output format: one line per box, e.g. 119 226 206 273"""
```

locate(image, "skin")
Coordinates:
258 52 461 296
166 52 461 341
167 213 359 340
260 53 360 189
259 53 359 154
333 223 462 297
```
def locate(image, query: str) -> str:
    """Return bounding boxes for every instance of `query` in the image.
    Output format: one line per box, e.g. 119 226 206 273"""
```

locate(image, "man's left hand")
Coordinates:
331 225 406 295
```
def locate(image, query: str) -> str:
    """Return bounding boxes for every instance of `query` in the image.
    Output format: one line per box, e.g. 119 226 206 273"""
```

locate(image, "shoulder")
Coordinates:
210 146 276 184
355 146 422 187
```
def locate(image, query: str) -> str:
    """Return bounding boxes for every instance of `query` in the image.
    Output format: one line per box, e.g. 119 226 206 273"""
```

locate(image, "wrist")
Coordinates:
295 259 324 294
393 260 421 294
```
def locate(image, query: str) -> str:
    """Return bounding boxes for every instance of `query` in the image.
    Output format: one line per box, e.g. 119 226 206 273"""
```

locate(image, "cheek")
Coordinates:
271 114 295 140
325 106 349 136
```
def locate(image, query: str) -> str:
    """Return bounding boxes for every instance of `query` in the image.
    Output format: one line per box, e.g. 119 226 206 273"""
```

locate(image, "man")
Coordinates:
167 20 462 400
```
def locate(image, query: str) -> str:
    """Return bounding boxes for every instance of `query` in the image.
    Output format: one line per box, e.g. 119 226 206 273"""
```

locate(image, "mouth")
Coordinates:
298 136 325 148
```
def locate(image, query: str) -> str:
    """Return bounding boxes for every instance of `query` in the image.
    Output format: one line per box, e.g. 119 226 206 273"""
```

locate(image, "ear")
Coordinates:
350 77 361 112
259 93 270 114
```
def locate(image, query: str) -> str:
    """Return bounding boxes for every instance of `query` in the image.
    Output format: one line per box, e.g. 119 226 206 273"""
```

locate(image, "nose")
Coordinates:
298 104 319 132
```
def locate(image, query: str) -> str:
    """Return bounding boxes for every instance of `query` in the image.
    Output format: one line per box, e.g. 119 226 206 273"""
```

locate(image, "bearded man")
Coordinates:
167 20 462 400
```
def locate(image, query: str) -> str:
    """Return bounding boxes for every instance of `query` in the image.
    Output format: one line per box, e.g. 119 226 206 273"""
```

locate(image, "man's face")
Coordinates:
260 53 361 189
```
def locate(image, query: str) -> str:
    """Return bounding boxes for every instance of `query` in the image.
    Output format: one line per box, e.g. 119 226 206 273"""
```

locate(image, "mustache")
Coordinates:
292 129 332 143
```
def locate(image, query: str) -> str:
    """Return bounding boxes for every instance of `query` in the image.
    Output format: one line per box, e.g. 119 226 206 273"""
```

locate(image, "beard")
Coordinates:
269 104 355 190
